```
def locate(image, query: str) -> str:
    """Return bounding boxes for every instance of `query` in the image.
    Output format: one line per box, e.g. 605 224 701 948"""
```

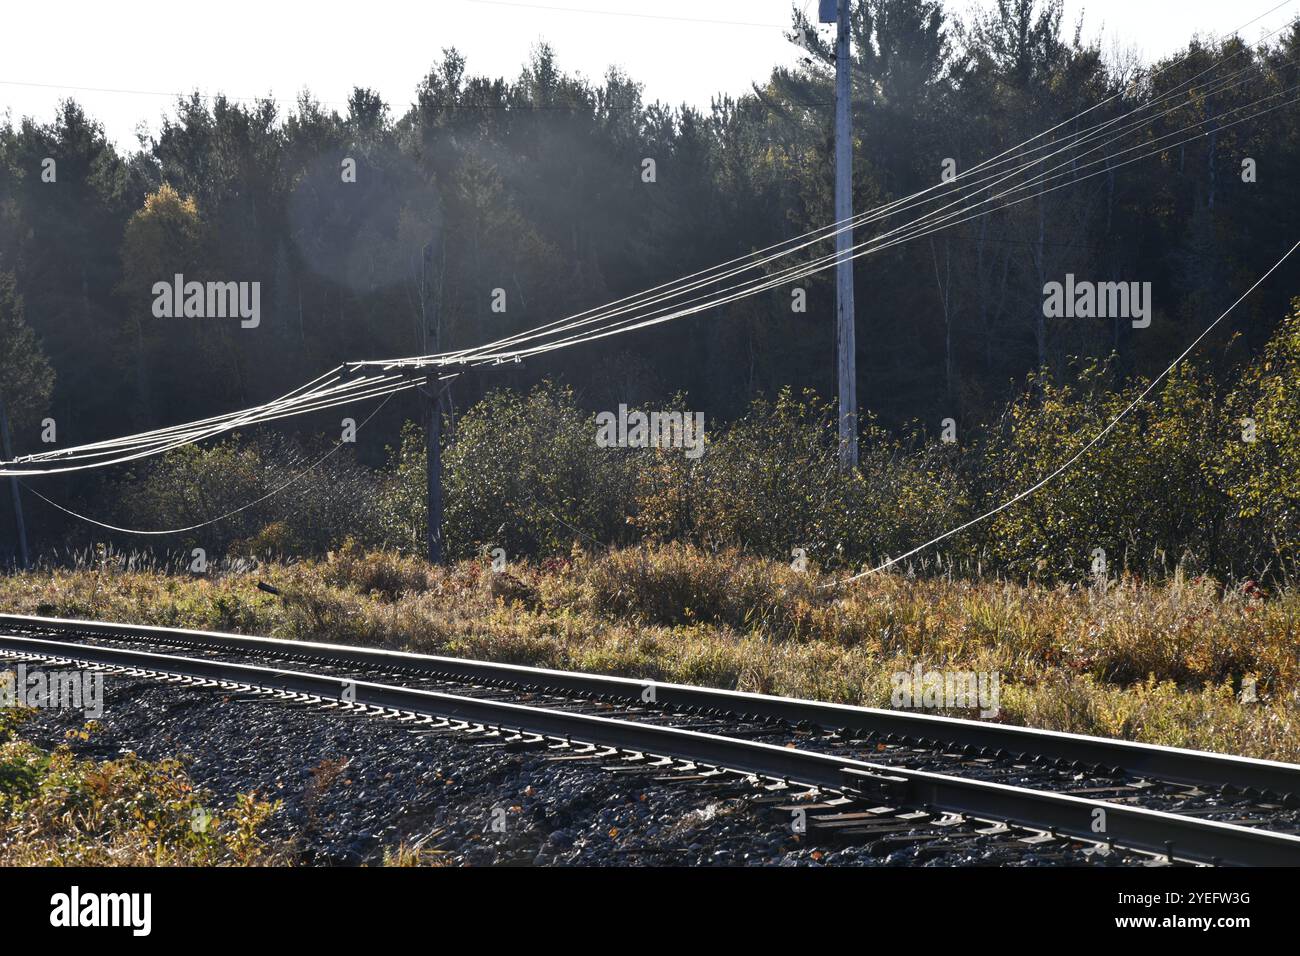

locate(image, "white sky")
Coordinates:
2 0 1297 148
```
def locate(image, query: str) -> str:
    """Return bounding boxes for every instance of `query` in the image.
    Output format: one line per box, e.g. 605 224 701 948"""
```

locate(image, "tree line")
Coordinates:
1 0 1299 564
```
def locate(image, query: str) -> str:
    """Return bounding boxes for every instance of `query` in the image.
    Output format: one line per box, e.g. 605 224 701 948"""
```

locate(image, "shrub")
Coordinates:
387 383 640 559
982 360 1231 580
1216 300 1300 578
0 718 284 866
83 302 1300 585
634 388 968 570
579 542 818 635
319 540 432 600
107 433 384 556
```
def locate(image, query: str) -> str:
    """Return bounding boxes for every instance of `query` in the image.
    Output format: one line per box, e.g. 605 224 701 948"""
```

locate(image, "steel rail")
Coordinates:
3 613 1297 798
2 630 1300 866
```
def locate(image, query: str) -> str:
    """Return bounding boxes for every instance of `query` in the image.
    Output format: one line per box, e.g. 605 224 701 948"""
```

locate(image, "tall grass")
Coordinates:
3 542 1296 760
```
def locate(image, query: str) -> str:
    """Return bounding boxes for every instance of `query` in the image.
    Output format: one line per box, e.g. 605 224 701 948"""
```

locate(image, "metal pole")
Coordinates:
0 396 29 571
834 0 858 470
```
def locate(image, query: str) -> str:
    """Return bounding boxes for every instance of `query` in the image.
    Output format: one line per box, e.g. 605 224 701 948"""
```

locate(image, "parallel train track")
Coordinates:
2 612 1299 866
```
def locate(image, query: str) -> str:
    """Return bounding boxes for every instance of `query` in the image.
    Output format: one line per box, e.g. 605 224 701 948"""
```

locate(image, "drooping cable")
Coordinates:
2 5 1293 480
823 237 1300 586
22 386 404 535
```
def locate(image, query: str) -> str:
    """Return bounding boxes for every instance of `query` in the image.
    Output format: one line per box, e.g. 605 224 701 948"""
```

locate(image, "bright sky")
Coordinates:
2 0 1297 148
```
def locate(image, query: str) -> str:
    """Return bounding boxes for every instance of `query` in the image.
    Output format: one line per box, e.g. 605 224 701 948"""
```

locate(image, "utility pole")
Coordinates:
421 241 444 565
822 0 858 470
0 396 29 571
426 372 443 564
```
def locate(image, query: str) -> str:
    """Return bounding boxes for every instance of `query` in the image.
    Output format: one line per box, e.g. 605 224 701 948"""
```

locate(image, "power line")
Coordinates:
5 1 1289 119
4 374 433 474
828 235 1300 586
4 7 1296 478
9 67 1294 471
5 72 1293 475
0 78 651 113
461 0 787 28
494 69 1300 361
441 83 1300 367
24 387 400 536
373 14 1300 370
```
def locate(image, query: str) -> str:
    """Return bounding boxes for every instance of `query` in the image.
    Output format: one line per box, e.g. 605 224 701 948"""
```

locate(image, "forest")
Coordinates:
2 0 1299 581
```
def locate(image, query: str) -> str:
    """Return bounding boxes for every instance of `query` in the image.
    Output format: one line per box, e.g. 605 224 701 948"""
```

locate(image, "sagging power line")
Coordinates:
3 3 1298 561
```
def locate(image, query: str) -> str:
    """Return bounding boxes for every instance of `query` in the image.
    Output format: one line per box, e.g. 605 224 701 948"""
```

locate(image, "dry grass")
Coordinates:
0 711 286 866
3 542 1298 761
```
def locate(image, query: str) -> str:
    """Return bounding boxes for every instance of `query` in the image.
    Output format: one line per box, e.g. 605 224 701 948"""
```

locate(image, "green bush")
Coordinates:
108 434 383 556
983 302 1300 583
386 383 640 559
1217 301 1300 578
86 301 1300 584
982 361 1231 580
635 388 968 570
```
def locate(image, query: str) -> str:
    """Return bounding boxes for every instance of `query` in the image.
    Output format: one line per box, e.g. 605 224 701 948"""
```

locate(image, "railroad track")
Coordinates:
2 612 1299 866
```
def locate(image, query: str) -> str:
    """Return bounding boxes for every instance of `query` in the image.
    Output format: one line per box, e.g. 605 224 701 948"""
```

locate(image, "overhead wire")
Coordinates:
826 235 1300 586
362 18 1298 372
456 80 1300 363
6 69 1291 475
359 8 1299 370
7 63 1293 474
3 0 1296 550
22 388 404 535
3 373 439 475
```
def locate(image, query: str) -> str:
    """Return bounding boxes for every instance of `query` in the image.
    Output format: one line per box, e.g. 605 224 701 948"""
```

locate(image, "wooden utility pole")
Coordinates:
823 0 858 470
421 241 444 565
0 396 29 571
425 373 443 565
